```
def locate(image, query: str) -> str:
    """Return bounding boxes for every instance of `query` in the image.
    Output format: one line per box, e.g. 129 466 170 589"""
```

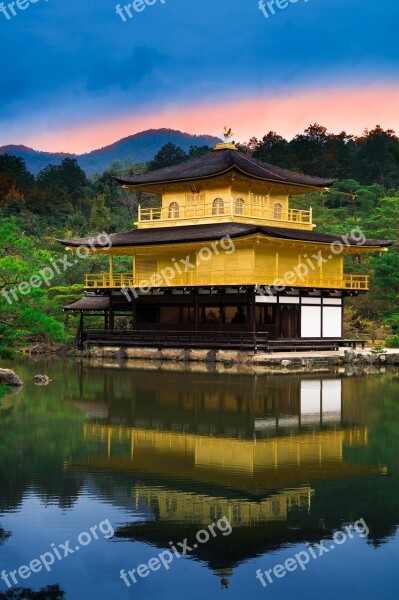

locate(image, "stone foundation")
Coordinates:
20 344 399 370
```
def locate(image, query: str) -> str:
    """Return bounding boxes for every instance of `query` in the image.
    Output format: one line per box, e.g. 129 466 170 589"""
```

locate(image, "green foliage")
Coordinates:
188 145 212 158
385 336 399 348
0 219 72 347
18 308 66 343
90 193 111 232
370 345 387 354
250 123 399 188
148 142 187 171
0 384 12 400
0 346 15 360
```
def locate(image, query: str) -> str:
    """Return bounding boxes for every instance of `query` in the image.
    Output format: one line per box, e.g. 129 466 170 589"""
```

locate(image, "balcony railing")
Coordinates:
85 272 369 291
85 274 135 288
137 201 312 227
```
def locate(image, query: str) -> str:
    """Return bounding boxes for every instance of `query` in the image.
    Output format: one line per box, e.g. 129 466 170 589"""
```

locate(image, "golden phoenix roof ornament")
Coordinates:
223 127 234 141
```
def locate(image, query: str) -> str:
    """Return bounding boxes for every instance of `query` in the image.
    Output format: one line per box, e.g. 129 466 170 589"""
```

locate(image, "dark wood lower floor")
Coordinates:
83 329 343 353
65 287 351 350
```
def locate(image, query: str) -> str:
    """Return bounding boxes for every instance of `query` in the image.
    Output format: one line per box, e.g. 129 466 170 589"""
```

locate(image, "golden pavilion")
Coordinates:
61 142 393 350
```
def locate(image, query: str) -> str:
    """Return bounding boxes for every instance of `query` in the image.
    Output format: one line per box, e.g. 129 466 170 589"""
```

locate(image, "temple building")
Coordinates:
61 142 393 350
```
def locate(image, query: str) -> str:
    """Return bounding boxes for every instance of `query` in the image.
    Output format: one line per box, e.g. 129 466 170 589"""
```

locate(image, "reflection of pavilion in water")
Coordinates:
67 368 384 579
67 367 368 437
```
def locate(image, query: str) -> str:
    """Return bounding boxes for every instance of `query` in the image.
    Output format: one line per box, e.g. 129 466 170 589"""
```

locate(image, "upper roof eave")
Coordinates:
114 165 336 192
113 148 337 190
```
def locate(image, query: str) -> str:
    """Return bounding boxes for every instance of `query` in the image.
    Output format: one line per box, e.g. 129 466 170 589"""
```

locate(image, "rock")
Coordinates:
281 360 291 368
33 374 52 385
386 353 399 365
0 368 24 387
30 344 52 355
116 347 128 361
343 350 356 362
205 350 217 363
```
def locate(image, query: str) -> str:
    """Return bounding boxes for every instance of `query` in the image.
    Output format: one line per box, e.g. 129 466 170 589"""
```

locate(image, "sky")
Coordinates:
1 0 398 153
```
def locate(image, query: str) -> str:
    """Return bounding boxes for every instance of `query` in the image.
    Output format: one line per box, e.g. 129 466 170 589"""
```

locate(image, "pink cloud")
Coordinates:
24 84 399 153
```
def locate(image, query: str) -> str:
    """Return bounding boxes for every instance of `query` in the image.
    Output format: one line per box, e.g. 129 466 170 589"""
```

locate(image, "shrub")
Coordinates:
385 336 399 348
0 347 15 360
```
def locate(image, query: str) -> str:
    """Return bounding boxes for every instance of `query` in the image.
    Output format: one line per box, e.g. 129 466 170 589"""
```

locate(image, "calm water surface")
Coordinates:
0 358 398 599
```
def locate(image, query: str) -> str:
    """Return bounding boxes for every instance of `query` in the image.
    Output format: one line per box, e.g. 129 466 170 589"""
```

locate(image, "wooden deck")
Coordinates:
85 329 268 352
83 330 355 353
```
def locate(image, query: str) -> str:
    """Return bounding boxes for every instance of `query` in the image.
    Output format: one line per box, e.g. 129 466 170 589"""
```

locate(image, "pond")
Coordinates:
0 358 398 599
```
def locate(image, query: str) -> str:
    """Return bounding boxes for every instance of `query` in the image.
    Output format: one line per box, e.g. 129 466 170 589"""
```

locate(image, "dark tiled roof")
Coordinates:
64 296 110 311
58 223 394 249
114 148 336 188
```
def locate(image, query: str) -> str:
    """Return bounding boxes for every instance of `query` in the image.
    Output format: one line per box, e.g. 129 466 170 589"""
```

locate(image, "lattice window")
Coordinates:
168 202 180 218
273 203 282 219
235 197 245 215
212 197 224 215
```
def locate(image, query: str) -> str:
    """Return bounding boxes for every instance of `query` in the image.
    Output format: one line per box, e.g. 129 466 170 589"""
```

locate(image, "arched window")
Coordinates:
235 197 245 215
168 202 180 218
212 198 224 215
273 203 282 220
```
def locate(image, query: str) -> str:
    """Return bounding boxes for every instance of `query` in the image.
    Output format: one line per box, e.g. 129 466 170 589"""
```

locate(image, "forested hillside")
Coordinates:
0 129 221 177
0 124 398 355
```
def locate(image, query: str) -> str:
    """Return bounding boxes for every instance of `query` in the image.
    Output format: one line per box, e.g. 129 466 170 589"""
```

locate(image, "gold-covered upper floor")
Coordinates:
116 147 336 232
136 192 313 230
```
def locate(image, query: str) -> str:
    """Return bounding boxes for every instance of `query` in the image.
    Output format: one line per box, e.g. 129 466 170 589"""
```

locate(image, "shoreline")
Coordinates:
14 344 399 375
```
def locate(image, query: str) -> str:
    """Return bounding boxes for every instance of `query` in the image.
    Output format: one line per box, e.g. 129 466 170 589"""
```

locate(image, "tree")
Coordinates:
354 126 399 188
252 132 290 167
371 247 399 299
0 154 34 198
147 143 187 171
0 586 65 599
36 158 89 216
90 194 111 232
2 184 25 214
0 219 66 352
188 145 212 159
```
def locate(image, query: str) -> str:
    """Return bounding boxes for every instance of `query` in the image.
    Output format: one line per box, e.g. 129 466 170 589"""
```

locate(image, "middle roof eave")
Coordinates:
58 222 395 249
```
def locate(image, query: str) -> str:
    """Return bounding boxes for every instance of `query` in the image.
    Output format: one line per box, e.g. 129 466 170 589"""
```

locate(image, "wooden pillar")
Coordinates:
249 294 256 333
76 311 84 350
132 297 137 331
109 295 114 330
276 298 281 339
109 255 114 286
194 294 199 332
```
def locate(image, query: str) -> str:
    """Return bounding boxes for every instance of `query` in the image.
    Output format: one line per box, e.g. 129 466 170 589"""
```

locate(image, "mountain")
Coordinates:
0 129 221 178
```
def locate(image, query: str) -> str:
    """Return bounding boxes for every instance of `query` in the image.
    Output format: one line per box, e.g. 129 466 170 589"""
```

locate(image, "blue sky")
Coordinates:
1 0 398 151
